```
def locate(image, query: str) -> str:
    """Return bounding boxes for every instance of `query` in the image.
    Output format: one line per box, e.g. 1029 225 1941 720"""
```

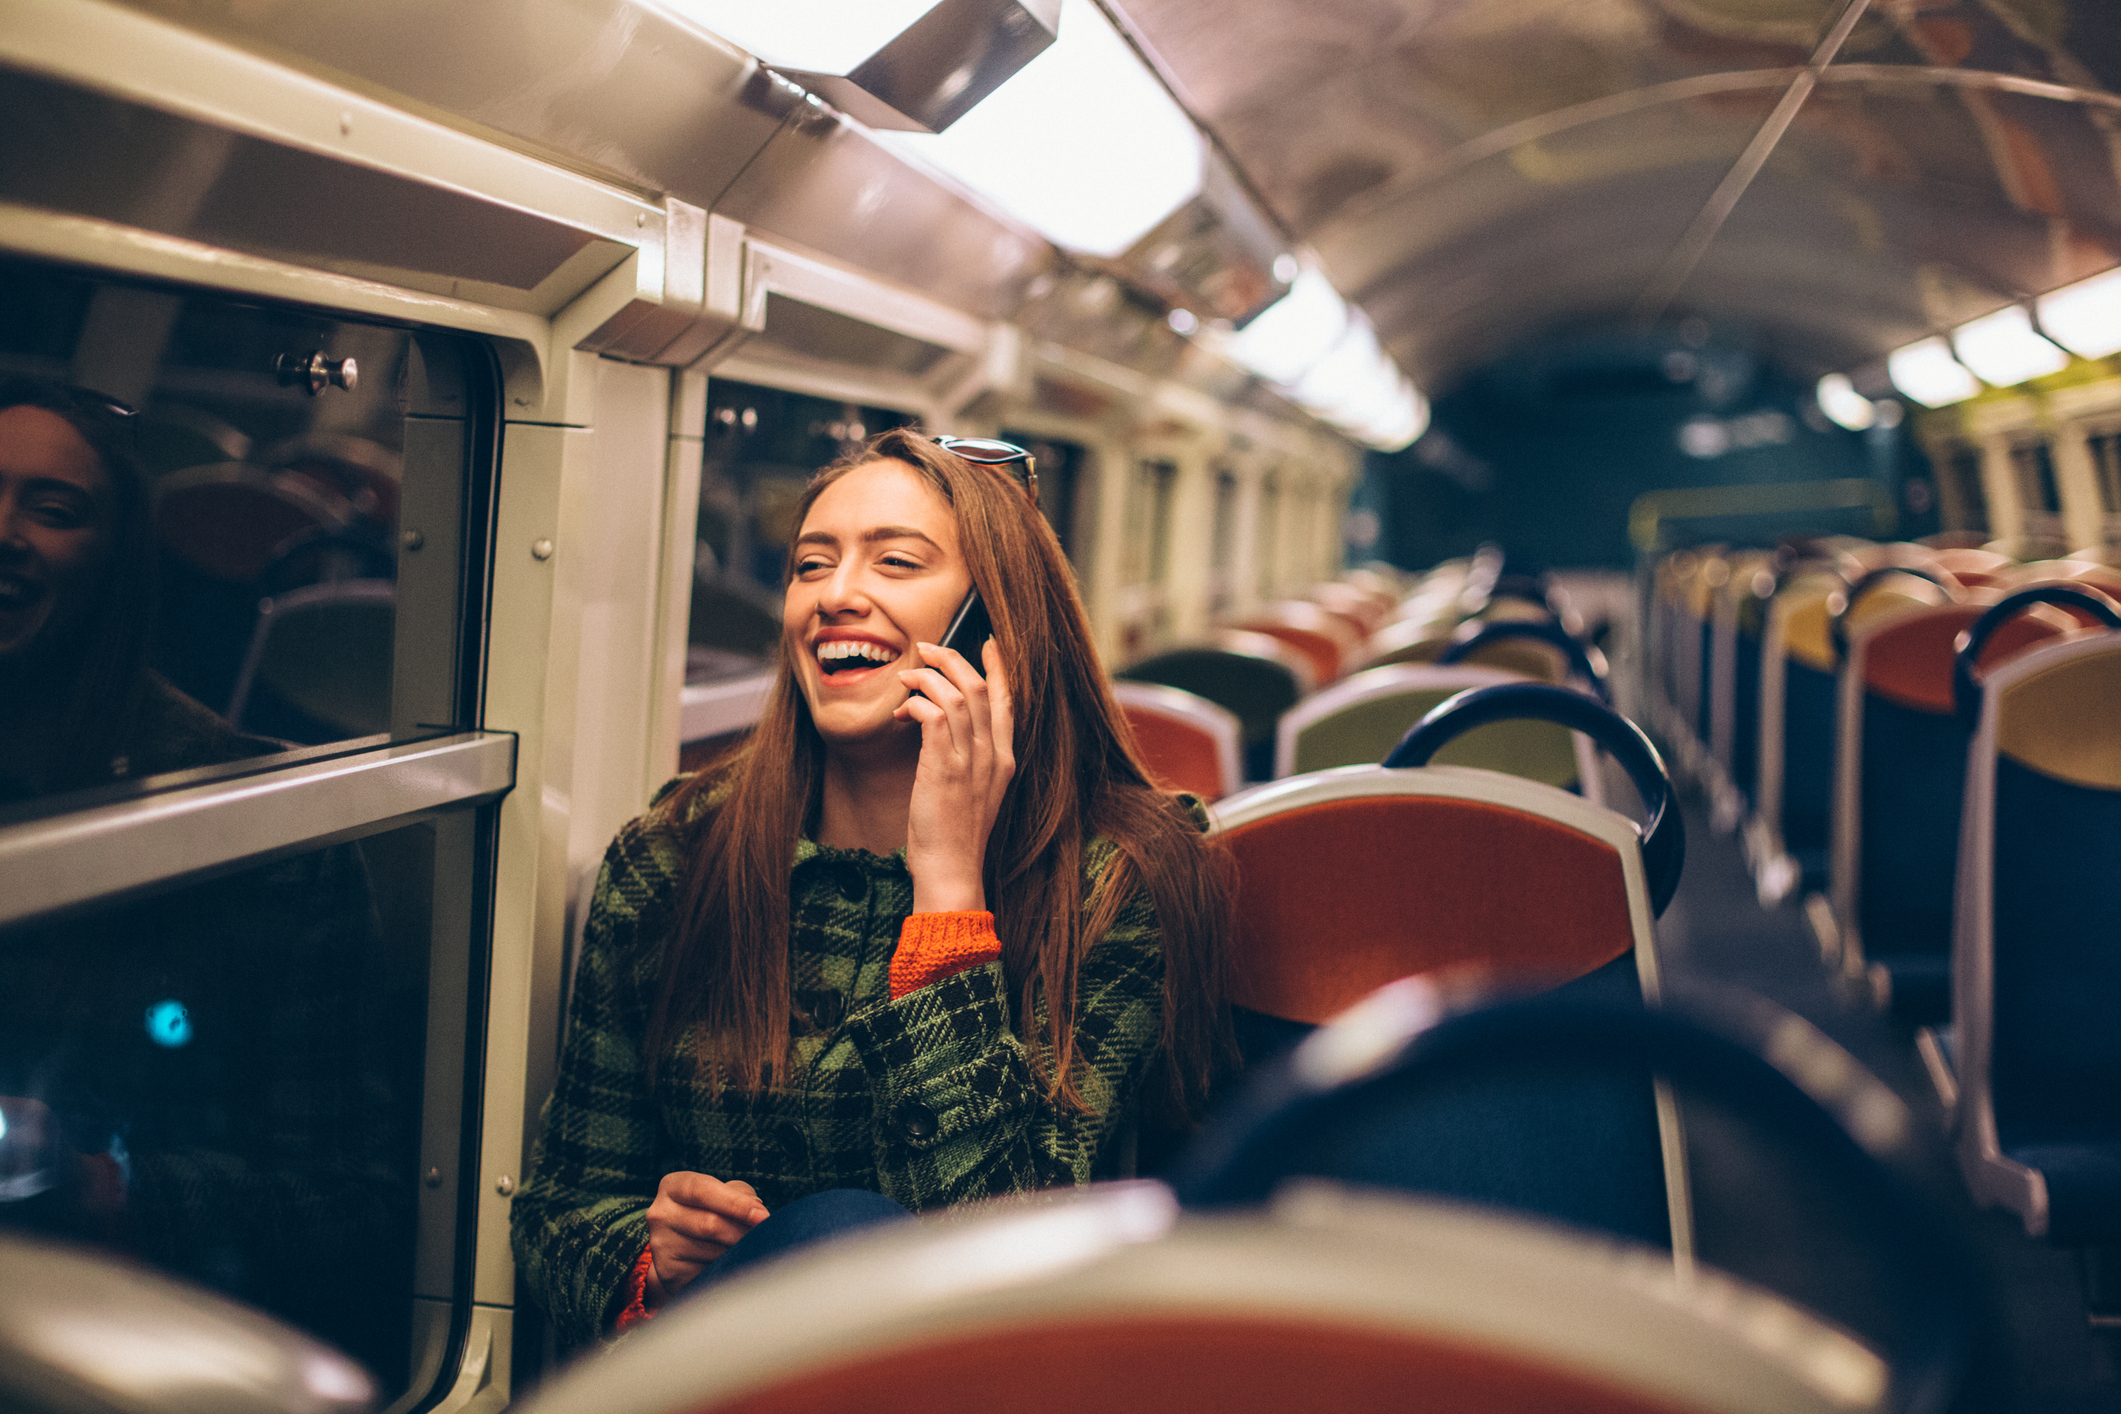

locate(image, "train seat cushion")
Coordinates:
1122 707 1227 800
1222 797 1635 1023
710 1315 1699 1414
1120 651 1301 748
1986 648 2121 1240
1860 607 2058 714
2006 1145 2121 1243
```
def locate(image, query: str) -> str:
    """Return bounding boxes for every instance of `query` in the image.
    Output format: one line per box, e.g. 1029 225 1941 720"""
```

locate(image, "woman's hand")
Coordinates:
895 637 1016 913
643 1171 769 1302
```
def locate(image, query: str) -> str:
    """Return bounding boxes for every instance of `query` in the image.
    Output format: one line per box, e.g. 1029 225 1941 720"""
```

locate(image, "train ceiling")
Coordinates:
1104 0 2121 391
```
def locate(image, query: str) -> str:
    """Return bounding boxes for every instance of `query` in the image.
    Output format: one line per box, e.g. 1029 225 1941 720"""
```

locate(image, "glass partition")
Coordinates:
0 811 490 1404
689 379 918 682
0 258 488 813
997 429 1090 569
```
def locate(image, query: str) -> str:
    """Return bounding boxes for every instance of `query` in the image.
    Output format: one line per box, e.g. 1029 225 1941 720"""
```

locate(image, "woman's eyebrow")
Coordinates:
861 526 940 549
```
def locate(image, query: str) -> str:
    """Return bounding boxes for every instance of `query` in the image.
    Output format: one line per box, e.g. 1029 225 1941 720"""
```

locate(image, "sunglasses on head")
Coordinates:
934 435 1038 506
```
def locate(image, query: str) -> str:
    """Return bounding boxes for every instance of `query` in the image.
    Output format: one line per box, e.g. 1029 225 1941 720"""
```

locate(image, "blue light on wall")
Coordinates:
145 1000 193 1048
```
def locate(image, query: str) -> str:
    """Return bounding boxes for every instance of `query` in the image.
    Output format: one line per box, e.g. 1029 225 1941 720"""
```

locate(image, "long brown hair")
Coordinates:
648 428 1233 1121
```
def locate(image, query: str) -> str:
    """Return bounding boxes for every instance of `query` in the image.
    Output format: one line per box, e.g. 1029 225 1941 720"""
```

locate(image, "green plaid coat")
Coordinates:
512 786 1196 1348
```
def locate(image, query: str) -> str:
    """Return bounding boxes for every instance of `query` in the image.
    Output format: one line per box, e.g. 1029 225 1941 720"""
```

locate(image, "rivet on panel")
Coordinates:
532 539 554 561
401 529 425 551
424 1167 443 1189
495 1175 516 1197
339 111 353 136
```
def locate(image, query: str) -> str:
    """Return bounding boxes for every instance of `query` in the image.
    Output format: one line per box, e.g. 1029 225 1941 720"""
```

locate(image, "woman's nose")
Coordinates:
815 562 868 616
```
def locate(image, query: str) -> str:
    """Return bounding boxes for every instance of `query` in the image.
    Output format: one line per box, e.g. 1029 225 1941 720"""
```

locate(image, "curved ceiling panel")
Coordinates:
1109 0 2121 390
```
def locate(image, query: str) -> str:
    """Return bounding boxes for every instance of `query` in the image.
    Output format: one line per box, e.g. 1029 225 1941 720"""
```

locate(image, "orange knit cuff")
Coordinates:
889 911 1001 1000
615 1244 658 1331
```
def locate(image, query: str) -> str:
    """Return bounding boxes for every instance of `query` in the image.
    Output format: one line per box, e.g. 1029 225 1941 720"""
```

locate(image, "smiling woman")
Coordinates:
511 427 1236 1351
0 379 276 801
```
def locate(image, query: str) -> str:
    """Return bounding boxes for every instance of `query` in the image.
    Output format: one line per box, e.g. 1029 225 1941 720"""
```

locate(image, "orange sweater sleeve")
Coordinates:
615 1244 658 1330
889 911 1002 1000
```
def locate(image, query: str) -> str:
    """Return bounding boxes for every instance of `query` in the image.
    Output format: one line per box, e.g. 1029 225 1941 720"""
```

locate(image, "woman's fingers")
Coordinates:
981 638 1015 777
646 1171 771 1297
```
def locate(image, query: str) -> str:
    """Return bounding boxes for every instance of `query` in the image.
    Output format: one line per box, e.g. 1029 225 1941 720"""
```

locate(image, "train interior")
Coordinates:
3 0 2121 1410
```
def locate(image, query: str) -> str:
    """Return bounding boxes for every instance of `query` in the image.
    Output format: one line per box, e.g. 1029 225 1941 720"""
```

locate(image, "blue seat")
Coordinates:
1169 989 2003 1413
1949 625 2121 1244
1833 586 2105 1021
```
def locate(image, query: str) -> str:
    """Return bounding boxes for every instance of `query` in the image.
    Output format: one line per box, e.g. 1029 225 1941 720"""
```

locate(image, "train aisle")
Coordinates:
1653 790 2121 1412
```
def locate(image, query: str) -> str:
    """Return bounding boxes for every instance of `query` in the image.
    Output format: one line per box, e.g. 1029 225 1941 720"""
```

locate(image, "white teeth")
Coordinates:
816 640 895 667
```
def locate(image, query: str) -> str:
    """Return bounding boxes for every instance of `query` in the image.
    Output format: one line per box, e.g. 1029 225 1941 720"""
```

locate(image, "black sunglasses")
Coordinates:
934 435 1038 506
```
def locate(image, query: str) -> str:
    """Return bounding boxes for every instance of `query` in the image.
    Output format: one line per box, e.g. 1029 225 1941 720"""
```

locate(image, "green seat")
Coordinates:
1275 664 1584 791
1120 633 1313 780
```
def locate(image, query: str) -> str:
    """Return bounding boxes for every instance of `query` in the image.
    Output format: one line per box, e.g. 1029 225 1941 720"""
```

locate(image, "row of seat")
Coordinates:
1649 537 2121 1248
1113 550 1611 800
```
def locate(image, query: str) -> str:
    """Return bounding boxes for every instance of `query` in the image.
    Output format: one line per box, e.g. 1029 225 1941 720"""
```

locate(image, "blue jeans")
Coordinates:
681 1188 911 1297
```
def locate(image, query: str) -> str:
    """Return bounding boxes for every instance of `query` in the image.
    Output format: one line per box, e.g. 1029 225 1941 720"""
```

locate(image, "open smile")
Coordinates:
814 638 903 681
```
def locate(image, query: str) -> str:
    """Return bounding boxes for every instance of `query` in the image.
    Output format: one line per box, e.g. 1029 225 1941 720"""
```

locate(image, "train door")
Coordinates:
0 257 510 1411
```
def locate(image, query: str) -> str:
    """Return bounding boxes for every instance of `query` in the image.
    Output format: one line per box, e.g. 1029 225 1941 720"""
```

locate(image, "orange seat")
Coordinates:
1111 681 1242 801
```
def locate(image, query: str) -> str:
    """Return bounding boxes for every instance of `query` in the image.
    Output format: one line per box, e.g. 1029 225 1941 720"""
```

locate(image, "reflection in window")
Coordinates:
689 380 917 682
0 260 476 805
0 821 446 1400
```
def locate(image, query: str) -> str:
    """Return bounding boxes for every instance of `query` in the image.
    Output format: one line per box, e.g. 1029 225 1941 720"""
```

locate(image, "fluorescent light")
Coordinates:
1951 305 2068 387
1815 373 1875 431
1228 268 1349 385
1887 336 1980 407
657 0 940 73
880 0 1202 256
2037 266 2121 360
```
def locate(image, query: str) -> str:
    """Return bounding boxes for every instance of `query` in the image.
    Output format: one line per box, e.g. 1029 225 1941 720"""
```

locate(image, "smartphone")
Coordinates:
936 587 992 677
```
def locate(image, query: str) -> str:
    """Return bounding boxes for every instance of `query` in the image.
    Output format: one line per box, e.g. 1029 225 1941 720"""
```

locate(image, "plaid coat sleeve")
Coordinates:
509 820 672 1349
841 842 1165 1209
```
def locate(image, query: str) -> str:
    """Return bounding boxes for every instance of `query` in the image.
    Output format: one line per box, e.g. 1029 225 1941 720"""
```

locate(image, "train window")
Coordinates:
997 431 1090 569
690 379 918 680
2010 440 2062 516
1208 467 1240 613
0 258 488 810
1937 445 1990 535
2091 429 2121 532
0 811 488 1406
1256 473 1283 597
1125 458 1177 588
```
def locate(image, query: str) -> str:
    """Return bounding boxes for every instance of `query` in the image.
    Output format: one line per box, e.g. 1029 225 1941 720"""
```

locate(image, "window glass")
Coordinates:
1941 445 1989 534
0 817 471 1403
997 430 1089 569
0 259 483 809
2093 430 2121 518
689 379 917 682
1256 474 1283 597
1124 459 1176 588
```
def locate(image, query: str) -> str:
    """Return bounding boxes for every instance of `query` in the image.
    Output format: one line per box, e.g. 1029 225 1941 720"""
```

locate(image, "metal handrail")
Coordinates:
0 731 515 928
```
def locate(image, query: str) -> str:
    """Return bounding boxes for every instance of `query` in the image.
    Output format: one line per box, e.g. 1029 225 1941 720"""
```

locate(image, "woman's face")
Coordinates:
0 405 112 661
784 458 972 750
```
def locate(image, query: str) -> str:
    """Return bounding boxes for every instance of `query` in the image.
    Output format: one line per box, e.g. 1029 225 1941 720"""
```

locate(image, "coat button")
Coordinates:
810 989 844 1029
897 1100 939 1141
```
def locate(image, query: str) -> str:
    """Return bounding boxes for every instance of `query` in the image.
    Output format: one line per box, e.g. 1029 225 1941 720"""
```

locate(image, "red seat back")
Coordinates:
1220 793 1636 1023
1122 703 1229 800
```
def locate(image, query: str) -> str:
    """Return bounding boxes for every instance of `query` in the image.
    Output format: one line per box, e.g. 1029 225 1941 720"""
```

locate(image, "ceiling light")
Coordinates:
1950 305 2068 387
880 0 1202 256
658 0 942 75
1887 337 1980 408
2036 266 2121 361
1227 267 1349 386
1815 373 1875 431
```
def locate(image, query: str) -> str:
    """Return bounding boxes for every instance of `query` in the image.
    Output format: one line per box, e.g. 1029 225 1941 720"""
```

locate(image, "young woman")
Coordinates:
513 429 1233 1350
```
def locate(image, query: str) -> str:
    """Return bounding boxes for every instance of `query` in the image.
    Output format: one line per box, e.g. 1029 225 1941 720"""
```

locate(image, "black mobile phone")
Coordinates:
936 587 992 677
